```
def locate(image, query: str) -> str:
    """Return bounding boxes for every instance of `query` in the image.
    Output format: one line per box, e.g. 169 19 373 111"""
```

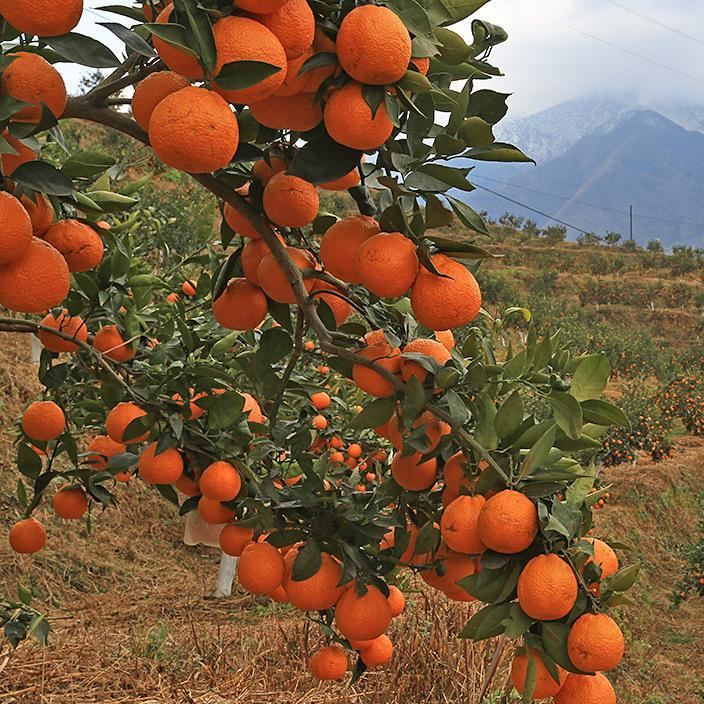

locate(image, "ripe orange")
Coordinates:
263 173 319 228
311 392 331 410
219 524 254 556
477 490 538 554
106 402 148 444
309 645 348 681
238 541 286 594
336 5 411 85
149 86 239 173
553 673 616 704
443 451 477 495
284 550 344 610
1 131 36 175
22 401 65 441
423 550 476 592
152 5 203 79
253 156 286 185
20 193 54 237
352 341 401 398
319 215 380 284
391 452 437 491
401 338 452 384
8 517 46 554
511 648 566 698
567 613 625 672
0 0 82 37
53 486 88 520
249 92 323 132
198 496 236 524
517 554 578 621
324 81 394 150
275 51 315 96
441 495 487 555
138 443 184 484
411 57 430 75
0 191 32 265
585 538 619 593
242 392 265 424
347 443 363 459
131 70 190 131
0 237 69 313
213 16 286 105
360 634 394 667
259 0 314 60
434 329 455 351
334 584 392 641
223 200 261 239
387 410 450 452
172 389 206 420
199 461 242 502
38 309 88 353
357 232 418 298
233 0 288 15
93 325 135 363
313 414 328 430
86 435 125 469
410 254 482 331
182 280 197 297
305 28 337 92
175 473 200 497
386 585 405 617
320 163 361 191
44 220 104 272
212 277 268 330
242 237 280 286
257 246 316 304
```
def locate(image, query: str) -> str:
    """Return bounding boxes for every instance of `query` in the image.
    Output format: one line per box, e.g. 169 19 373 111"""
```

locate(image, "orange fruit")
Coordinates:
347 443 363 459
336 5 411 85
219 524 254 556
309 645 348 681
232 0 288 14
149 86 239 173
242 238 280 287
93 325 135 363
223 200 260 239
324 81 394 150
313 282 352 327
360 634 393 667
434 329 455 351
106 402 148 444
305 28 337 92
0 237 69 313
8 517 46 554
242 392 266 424
320 163 361 191
443 451 479 495
357 232 418 298
284 550 344 610
44 220 104 272
1 130 36 175
401 338 452 383
38 308 88 353
131 70 190 131
422 550 476 592
166 292 180 304
53 486 88 520
0 0 82 36
199 461 242 502
0 191 32 265
274 51 315 97
86 435 125 470
311 392 331 410
440 495 487 555
386 585 405 617
22 401 65 441
138 443 184 484
567 613 625 672
352 341 401 398
391 452 437 491
313 414 328 430
517 554 578 621
387 410 450 452
334 584 392 641
172 389 206 420
257 246 316 304
511 648 567 698
198 496 236 524
259 0 314 60
411 57 430 75
253 156 286 185
411 254 482 331
238 541 285 594
213 277 268 330
152 5 203 79
250 91 323 132
584 538 619 593
213 16 286 104
477 490 538 554
263 173 319 228
319 215 380 284
182 280 197 297
19 193 54 237
175 473 200 497
553 673 616 704
0 52 67 122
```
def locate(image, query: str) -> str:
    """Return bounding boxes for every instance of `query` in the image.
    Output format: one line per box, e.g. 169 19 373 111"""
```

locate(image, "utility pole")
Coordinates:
629 204 633 241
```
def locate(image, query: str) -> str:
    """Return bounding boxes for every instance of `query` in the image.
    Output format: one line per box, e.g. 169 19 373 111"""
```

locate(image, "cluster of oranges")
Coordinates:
658 375 704 436
601 413 672 467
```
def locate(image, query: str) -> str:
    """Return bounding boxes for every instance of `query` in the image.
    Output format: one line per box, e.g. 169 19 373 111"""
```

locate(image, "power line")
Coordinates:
500 0 704 86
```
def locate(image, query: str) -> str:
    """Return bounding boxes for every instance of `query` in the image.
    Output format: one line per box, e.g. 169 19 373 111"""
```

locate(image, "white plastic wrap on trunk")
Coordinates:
31 335 41 364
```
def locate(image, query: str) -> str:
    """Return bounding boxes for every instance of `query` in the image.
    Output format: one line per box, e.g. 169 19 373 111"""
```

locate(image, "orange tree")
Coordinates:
0 0 638 699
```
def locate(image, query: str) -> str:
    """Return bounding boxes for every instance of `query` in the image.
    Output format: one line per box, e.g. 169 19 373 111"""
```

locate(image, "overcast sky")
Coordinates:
64 0 704 117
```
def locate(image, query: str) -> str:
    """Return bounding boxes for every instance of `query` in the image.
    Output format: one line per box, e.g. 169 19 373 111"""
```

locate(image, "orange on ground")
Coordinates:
253 157 286 185
391 452 437 492
53 486 88 520
198 496 236 524
0 0 82 37
20 193 54 237
410 254 482 331
44 220 104 272
149 86 239 173
22 401 65 441
131 70 190 131
8 517 46 554
518 553 578 621
358 232 418 298
284 550 344 610
106 402 148 443
263 173 319 228
386 585 405 617
238 541 285 594
553 673 616 704
567 613 625 672
324 81 394 150
360 634 393 667
152 5 203 79
250 91 322 132
477 489 538 554
86 435 125 470
213 16 286 104
336 5 411 85
257 247 316 304
0 191 32 265
212 277 268 330
38 309 88 353
219 524 254 557
441 495 487 554
311 392 331 410
401 338 452 383
0 237 69 313
223 201 260 239
334 584 392 641
352 342 401 398
93 325 135 362
199 461 242 502
319 215 380 283
309 645 348 681
1 131 36 175
138 443 184 484
511 648 566 698
232 0 288 15
259 0 314 60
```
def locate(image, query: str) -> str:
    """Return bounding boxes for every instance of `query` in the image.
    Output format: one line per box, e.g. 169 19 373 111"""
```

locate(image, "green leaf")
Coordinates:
465 142 535 163
349 398 395 430
519 423 556 479
215 61 281 90
460 602 512 640
494 390 523 439
467 89 510 124
446 196 489 235
298 51 337 75
571 353 610 402
12 161 74 196
580 399 629 428
547 391 583 441
291 540 322 581
47 33 121 68
541 621 578 673
440 0 491 23
397 70 433 94
144 22 198 57
98 22 157 57
62 150 116 179
414 164 474 192
288 137 362 184
602 563 641 594
174 0 217 73
473 391 498 450
17 444 42 479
